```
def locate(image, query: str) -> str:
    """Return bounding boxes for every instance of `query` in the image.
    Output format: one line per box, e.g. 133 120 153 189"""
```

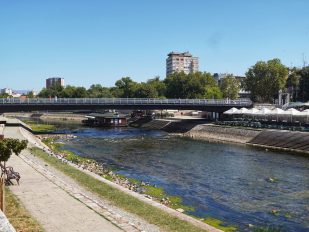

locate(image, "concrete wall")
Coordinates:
0 210 16 232
185 124 261 144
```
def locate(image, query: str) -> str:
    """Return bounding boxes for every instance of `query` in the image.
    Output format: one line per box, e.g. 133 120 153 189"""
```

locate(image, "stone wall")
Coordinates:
185 124 261 144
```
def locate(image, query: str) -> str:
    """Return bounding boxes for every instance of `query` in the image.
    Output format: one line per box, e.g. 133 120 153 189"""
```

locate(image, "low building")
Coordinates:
82 112 128 127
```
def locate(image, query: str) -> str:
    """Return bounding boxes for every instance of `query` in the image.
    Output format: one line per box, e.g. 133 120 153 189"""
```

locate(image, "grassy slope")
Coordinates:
22 120 56 133
30 147 213 232
5 187 44 232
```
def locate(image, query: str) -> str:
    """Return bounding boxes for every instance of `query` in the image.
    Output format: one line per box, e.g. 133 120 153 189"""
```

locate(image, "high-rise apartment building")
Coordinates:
46 77 65 89
0 88 13 96
166 51 199 76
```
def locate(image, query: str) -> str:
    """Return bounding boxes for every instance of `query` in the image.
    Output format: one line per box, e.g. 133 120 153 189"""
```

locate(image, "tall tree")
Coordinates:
244 58 288 103
134 82 158 98
165 72 222 99
146 77 166 98
114 77 138 98
87 84 113 98
286 68 301 101
298 66 309 102
219 75 241 99
38 83 64 98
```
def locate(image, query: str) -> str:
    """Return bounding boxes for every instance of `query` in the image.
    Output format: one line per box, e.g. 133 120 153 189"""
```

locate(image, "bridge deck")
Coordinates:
0 98 252 113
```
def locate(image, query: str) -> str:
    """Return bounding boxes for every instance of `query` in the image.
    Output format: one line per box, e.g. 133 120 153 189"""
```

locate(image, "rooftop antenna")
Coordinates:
302 53 307 67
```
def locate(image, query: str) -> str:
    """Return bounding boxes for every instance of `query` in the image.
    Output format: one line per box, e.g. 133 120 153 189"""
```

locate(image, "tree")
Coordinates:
146 77 166 98
134 82 158 98
219 75 241 99
114 77 138 98
0 93 9 98
298 66 309 102
26 91 35 98
38 83 64 98
286 68 301 101
165 71 222 99
244 58 288 103
87 84 113 98
0 139 28 163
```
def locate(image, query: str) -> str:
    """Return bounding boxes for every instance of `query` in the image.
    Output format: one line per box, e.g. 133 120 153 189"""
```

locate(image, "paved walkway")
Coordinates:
5 127 123 232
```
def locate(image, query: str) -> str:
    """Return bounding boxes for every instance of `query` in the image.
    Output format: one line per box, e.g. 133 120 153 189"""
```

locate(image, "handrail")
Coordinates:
0 98 252 106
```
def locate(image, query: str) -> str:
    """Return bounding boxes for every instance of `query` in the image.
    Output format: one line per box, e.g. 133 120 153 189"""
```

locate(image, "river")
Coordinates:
33 120 309 231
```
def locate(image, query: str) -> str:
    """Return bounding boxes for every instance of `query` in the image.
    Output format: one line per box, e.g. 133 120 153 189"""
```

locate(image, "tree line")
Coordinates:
2 58 308 103
37 72 241 100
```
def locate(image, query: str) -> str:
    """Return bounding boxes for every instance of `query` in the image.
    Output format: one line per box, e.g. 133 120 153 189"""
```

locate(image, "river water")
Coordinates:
37 121 309 231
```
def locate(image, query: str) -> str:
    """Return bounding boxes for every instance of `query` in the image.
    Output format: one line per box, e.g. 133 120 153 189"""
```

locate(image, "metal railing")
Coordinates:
0 98 252 106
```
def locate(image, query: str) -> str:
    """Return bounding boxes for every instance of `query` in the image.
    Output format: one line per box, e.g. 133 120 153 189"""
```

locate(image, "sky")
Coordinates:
1 0 309 91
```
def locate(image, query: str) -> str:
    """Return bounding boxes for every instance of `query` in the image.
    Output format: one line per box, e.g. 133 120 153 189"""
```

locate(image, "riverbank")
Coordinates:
3 112 85 122
3 119 224 232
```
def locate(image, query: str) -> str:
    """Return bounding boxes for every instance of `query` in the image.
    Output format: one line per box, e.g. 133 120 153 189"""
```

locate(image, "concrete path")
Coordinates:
5 127 123 232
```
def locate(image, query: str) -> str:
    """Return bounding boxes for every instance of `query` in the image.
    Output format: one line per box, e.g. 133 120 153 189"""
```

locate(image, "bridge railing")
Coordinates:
0 98 252 106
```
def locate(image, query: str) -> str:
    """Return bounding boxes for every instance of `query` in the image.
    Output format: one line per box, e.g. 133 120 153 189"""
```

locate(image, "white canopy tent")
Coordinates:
298 109 309 123
269 108 285 121
223 107 239 115
284 108 301 115
235 107 249 114
254 108 272 120
244 108 260 115
280 108 301 122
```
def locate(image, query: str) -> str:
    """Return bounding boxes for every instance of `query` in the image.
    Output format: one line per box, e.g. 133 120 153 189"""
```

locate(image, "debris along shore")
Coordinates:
39 134 190 210
35 135 229 231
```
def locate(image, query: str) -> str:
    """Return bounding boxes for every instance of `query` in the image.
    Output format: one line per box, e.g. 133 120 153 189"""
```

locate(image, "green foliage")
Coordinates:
38 83 64 98
147 76 167 97
24 121 56 133
87 84 113 98
0 139 28 162
0 93 10 98
286 67 301 101
134 82 159 98
165 71 222 99
244 58 288 103
298 66 309 102
26 91 35 98
219 75 241 99
115 77 138 98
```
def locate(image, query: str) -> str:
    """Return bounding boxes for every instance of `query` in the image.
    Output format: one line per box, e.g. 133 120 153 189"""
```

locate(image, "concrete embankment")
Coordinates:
185 124 260 144
248 130 309 154
137 118 309 155
132 118 209 133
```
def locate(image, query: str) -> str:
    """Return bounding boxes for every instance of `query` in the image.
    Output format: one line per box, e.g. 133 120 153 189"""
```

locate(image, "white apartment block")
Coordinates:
166 51 199 76
0 88 13 96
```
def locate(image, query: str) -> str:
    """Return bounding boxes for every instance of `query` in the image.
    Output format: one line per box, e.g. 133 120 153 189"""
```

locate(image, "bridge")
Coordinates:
0 98 252 113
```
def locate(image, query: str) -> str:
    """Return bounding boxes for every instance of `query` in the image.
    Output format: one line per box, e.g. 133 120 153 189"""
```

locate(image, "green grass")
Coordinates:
30 147 213 232
5 187 44 232
203 218 237 232
23 120 56 133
